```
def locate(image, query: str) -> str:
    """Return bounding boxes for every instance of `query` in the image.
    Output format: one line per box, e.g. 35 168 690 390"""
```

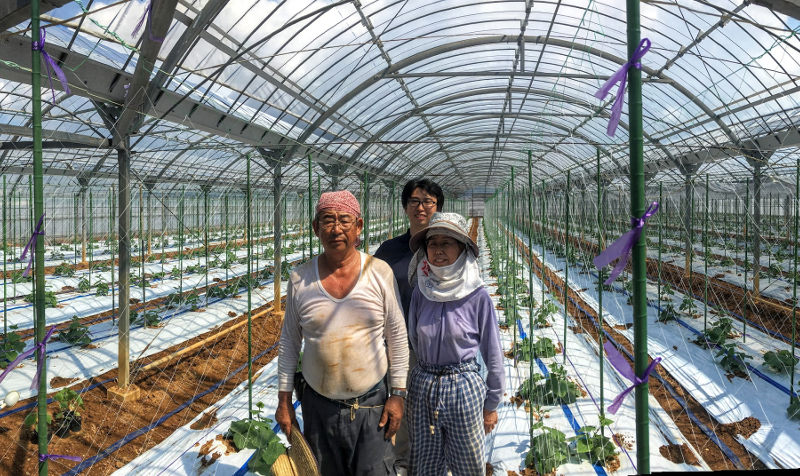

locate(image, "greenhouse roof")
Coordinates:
1 0 799 196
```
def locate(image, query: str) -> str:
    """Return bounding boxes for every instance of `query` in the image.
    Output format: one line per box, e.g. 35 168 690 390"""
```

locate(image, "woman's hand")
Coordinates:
483 408 498 434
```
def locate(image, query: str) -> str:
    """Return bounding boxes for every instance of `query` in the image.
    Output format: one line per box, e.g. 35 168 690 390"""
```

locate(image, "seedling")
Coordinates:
49 251 65 261
788 397 800 421
0 326 24 369
135 310 162 327
24 287 58 308
525 425 569 475
95 280 110 296
532 300 558 327
567 415 617 466
657 303 679 323
54 262 75 277
57 316 92 347
699 317 735 347
679 295 696 315
762 350 798 375
716 344 752 373
518 363 580 405
228 401 287 474
53 388 84 420
77 277 91 293
184 293 201 311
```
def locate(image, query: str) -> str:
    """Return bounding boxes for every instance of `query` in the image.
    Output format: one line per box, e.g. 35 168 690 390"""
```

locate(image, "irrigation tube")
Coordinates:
62 341 281 475
500 223 747 470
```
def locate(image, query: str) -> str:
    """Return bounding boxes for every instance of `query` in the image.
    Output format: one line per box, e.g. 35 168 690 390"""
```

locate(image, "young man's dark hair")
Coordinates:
401 178 444 211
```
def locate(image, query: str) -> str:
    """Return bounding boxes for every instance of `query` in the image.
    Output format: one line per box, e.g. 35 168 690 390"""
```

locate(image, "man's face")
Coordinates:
313 210 364 253
405 188 437 229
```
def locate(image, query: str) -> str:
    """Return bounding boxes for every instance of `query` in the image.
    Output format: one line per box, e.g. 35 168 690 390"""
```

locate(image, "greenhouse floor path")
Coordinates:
0 300 284 476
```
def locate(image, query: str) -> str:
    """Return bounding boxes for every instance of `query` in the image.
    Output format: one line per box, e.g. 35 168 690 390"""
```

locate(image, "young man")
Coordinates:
374 178 444 475
277 191 409 476
374 179 445 318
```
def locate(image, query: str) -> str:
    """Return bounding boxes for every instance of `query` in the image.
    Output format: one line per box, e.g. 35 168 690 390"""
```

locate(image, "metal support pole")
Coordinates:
563 169 570 365
274 162 283 310
81 188 87 263
753 164 762 297
597 149 606 433
246 154 253 414
744 180 750 342
30 3 50 470
625 0 650 469
704 175 709 333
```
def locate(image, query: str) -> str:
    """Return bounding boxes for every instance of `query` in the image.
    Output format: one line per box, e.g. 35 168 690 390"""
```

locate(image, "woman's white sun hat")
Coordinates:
408 212 479 288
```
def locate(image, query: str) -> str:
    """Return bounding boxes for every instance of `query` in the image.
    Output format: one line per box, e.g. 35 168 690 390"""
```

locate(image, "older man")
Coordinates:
277 190 409 476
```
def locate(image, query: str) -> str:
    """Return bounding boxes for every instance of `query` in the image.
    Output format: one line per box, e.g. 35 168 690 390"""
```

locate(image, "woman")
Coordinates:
406 212 504 475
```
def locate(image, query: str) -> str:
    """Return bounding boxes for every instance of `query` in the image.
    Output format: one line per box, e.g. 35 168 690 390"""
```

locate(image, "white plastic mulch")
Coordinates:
512 225 800 470
111 220 705 476
0 256 293 402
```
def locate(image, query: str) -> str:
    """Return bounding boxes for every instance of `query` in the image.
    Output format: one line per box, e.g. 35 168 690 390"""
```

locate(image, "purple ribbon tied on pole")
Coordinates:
595 38 651 137
31 28 71 105
20 213 45 278
593 202 658 285
0 325 57 391
132 1 165 43
39 454 82 463
603 341 661 415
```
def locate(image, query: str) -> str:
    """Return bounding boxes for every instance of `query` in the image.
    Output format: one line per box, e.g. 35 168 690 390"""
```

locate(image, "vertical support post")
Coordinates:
147 188 152 255
30 3 50 469
704 174 709 333
625 0 650 470
563 170 570 364
541 180 546 305
118 145 132 389
526 150 535 447
110 185 116 325
204 186 210 307
81 188 87 263
597 150 606 434
274 162 283 311
744 180 750 342
684 173 692 278
389 180 396 239
246 154 253 414
753 163 762 297
791 159 798 409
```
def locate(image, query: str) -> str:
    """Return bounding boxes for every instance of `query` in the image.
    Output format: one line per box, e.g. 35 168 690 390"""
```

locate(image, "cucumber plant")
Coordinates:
566 416 617 466
716 344 752 373
0 325 24 369
227 401 286 475
57 316 92 347
525 424 569 475
762 350 798 374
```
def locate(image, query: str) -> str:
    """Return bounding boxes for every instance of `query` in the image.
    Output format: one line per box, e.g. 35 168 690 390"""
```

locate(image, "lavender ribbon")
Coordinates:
595 38 651 137
20 214 45 278
39 454 82 463
0 326 57 391
593 202 658 285
31 29 71 105
132 1 165 43
603 341 661 415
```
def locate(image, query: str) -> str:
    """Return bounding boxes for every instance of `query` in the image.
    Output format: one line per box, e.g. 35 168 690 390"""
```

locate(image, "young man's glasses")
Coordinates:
407 198 436 209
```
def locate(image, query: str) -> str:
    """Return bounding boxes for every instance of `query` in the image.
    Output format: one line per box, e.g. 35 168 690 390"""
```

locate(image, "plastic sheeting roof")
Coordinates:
0 0 799 196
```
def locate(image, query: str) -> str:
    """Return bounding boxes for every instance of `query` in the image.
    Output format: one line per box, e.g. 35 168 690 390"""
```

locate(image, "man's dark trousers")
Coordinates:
301 380 396 476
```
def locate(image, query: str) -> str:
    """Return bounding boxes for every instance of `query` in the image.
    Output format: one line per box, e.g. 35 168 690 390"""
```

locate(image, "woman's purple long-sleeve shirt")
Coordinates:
409 286 505 411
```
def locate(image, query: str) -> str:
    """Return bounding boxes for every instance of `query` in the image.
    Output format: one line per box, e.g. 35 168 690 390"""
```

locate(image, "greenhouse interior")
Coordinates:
1 0 800 475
